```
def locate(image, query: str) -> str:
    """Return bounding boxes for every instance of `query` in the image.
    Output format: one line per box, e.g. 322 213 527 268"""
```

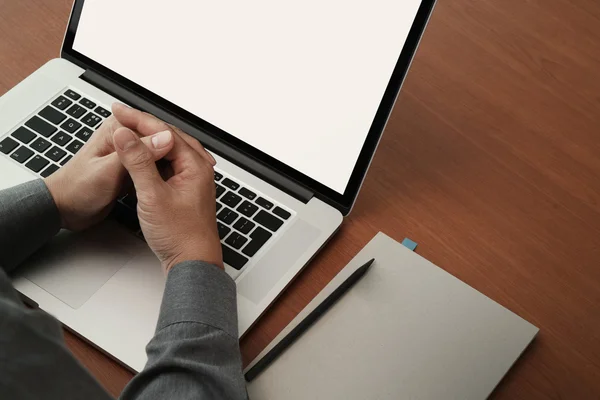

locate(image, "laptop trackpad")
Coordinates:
19 220 146 309
237 219 320 304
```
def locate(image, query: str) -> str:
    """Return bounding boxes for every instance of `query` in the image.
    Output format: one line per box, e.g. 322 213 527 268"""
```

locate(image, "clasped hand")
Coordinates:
45 103 223 272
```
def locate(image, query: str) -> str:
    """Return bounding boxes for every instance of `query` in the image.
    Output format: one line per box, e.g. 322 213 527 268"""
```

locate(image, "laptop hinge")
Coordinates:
80 70 314 204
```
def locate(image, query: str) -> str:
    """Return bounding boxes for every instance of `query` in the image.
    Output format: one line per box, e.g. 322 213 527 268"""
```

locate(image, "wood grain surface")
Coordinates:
2 0 600 398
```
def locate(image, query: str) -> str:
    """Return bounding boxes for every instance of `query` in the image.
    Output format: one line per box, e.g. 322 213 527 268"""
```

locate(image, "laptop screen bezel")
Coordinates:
61 0 437 215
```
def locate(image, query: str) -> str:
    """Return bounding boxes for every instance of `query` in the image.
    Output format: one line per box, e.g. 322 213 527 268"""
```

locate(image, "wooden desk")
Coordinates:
2 1 600 398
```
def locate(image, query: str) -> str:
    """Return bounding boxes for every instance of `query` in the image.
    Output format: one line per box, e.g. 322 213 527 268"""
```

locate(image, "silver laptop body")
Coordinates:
0 0 436 371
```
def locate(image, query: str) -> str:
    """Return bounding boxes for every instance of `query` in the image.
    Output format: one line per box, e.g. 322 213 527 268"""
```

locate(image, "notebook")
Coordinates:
245 232 538 399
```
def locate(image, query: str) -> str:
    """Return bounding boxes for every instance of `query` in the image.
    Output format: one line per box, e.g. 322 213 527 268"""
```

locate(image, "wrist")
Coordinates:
164 256 225 273
163 241 224 273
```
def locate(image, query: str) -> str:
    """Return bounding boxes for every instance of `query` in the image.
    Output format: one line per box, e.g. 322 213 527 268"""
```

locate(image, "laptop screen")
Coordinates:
72 0 423 194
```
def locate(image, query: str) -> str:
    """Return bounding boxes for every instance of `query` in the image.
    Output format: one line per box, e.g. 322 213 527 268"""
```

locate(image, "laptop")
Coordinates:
0 0 436 371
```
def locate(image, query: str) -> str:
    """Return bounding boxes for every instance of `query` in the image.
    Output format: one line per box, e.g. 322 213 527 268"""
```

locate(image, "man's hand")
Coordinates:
44 104 176 231
112 105 223 273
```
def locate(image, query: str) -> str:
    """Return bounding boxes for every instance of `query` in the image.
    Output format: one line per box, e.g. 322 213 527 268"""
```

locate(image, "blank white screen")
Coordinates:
73 0 422 193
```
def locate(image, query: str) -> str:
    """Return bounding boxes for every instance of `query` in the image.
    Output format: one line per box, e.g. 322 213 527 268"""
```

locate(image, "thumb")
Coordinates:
140 129 175 161
113 127 163 194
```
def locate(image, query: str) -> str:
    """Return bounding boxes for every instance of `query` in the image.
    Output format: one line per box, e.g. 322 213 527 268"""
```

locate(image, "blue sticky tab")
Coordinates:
402 238 418 251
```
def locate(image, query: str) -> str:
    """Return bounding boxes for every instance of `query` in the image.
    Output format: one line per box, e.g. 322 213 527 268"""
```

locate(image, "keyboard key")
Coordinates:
31 137 51 152
221 191 242 208
10 146 34 163
40 164 60 177
66 104 87 119
253 210 284 232
222 178 240 191
237 200 258 217
80 98 96 109
64 89 81 100
239 187 256 200
51 96 73 110
75 127 94 142
60 118 82 134
216 184 226 198
60 155 72 166
51 132 73 146
217 222 231 240
25 116 57 137
46 146 67 162
66 139 84 154
0 137 19 154
39 106 67 125
94 106 111 118
214 171 223 181
81 112 102 128
233 217 255 235
242 226 272 257
25 155 50 173
11 127 36 144
216 202 223 212
222 245 248 270
217 208 239 225
273 206 291 220
256 197 274 210
225 232 248 250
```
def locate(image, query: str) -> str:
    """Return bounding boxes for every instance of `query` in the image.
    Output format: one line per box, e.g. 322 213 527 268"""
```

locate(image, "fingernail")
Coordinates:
151 130 172 149
114 128 138 151
207 150 217 166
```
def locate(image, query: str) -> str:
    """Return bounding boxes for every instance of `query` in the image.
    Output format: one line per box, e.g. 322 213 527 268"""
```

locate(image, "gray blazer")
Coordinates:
0 180 248 399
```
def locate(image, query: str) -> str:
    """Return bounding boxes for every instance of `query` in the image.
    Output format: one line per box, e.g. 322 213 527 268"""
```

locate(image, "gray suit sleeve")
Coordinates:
120 261 249 400
0 267 114 400
0 181 247 399
0 179 61 273
0 180 112 400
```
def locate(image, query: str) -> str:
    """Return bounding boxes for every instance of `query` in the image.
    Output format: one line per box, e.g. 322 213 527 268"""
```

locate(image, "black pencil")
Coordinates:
245 258 375 382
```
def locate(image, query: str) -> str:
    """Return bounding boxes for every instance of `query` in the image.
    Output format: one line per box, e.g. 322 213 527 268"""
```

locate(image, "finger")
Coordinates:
112 103 216 166
112 103 195 161
112 103 171 137
83 116 123 156
139 130 175 161
169 123 216 166
113 127 164 194
99 128 174 163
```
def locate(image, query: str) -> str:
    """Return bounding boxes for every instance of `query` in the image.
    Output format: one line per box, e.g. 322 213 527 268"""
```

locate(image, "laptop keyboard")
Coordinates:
213 172 292 269
0 89 110 177
0 88 294 273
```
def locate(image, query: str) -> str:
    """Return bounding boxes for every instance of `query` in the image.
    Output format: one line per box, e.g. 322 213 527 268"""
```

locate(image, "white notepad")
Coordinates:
245 232 538 399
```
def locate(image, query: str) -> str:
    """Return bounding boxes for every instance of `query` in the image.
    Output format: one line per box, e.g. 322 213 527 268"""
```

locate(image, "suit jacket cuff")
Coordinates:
0 179 61 272
157 261 238 338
